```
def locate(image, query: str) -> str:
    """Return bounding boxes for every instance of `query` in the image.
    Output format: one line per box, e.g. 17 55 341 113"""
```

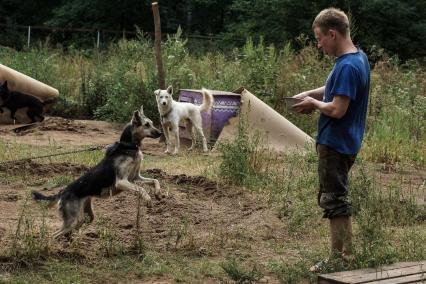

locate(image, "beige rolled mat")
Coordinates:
0 64 59 124
0 64 59 101
215 87 314 153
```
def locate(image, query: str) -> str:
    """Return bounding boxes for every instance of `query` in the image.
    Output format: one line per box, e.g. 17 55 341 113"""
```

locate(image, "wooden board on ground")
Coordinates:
318 261 426 284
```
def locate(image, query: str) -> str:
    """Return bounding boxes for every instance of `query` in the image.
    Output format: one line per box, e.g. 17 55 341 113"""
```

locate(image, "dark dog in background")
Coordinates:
32 107 163 239
0 80 55 123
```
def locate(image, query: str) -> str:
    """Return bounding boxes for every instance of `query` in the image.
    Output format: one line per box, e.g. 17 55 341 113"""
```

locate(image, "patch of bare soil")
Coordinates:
0 160 90 177
0 161 287 267
0 116 124 146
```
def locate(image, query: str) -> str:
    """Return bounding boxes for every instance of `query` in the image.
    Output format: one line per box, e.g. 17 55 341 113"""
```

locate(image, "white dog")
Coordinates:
155 86 213 154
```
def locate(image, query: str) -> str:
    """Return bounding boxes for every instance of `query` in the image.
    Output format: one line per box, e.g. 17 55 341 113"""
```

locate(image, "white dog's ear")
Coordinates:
166 85 173 95
154 89 160 96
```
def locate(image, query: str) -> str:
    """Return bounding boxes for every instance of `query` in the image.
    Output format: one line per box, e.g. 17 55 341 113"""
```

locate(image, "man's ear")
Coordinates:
132 110 142 126
329 29 336 39
2 81 7 88
166 85 173 95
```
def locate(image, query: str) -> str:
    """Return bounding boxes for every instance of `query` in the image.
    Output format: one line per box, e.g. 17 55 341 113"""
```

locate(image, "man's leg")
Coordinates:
312 144 356 271
330 215 352 258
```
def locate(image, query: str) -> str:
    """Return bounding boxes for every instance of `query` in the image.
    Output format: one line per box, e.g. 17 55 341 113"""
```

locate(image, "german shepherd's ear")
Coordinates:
0 81 9 99
166 85 173 95
139 105 145 116
132 110 142 126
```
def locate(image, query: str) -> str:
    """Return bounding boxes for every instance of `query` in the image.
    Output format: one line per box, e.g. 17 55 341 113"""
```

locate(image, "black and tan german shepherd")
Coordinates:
32 107 162 239
0 80 56 123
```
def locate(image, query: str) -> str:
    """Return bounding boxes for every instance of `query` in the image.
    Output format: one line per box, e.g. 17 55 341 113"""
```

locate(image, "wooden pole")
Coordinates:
27 26 31 48
97 30 100 49
152 2 166 89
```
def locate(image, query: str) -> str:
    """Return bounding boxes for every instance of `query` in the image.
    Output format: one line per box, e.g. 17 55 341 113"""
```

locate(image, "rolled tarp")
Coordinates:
215 87 314 153
0 64 59 101
0 64 59 123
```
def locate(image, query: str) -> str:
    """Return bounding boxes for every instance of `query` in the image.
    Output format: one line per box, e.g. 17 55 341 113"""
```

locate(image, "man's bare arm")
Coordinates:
294 86 325 101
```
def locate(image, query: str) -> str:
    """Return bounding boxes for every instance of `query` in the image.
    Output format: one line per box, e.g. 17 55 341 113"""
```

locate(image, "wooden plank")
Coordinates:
367 273 426 284
319 261 426 284
320 262 425 279
341 264 426 283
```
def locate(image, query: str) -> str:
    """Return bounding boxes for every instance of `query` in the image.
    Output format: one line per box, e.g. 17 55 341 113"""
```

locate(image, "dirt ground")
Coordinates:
0 117 124 147
0 117 424 283
0 117 289 282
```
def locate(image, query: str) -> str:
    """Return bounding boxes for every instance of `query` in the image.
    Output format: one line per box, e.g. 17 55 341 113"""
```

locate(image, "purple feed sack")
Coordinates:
178 89 241 142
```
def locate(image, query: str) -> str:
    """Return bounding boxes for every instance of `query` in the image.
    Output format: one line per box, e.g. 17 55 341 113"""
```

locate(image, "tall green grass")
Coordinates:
216 121 426 282
0 31 424 163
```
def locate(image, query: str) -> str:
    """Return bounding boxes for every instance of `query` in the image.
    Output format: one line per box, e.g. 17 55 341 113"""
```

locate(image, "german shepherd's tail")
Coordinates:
32 190 60 208
199 88 214 112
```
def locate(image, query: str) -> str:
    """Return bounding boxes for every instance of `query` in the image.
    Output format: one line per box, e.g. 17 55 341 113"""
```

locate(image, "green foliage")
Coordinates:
349 161 425 267
350 162 426 226
217 116 266 187
9 193 50 262
275 40 333 136
239 38 279 104
267 258 317 283
96 216 126 257
0 32 424 166
220 258 263 284
359 0 426 60
43 175 74 189
2 0 426 59
82 33 159 122
363 59 426 165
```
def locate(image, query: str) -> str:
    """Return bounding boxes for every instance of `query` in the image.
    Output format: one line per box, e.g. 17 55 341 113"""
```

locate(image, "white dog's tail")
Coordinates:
199 88 214 112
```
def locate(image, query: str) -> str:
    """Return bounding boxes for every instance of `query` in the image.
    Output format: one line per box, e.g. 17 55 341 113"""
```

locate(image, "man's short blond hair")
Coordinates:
312 8 350 36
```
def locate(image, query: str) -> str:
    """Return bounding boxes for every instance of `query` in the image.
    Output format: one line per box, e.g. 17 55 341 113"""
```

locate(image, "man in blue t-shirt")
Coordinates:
293 7 370 272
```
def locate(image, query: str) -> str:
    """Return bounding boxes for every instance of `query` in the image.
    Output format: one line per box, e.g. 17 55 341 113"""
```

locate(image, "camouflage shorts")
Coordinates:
317 144 356 219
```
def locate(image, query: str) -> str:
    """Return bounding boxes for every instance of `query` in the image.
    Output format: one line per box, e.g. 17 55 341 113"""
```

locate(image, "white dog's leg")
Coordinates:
194 125 208 152
171 123 180 155
115 179 152 207
185 120 196 151
162 125 171 154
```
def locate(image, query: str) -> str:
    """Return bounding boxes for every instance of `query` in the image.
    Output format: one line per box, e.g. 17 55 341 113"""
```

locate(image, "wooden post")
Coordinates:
152 2 166 89
97 30 100 49
27 26 31 48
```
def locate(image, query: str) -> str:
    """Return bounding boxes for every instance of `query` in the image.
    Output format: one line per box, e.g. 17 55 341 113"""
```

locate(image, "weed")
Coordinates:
217 115 268 187
96 216 125 257
9 191 50 262
220 257 263 284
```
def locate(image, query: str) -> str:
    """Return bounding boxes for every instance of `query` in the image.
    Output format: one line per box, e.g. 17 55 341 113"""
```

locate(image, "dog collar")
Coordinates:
117 141 139 149
160 109 172 123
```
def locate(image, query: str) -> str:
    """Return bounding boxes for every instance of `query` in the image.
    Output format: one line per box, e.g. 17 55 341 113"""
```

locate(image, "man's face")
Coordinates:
314 26 336 56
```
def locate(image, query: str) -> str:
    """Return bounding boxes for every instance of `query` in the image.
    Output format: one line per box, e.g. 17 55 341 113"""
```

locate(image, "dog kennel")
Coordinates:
178 89 241 142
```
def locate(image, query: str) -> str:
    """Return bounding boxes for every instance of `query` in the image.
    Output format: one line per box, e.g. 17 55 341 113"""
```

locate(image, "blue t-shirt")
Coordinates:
317 48 370 155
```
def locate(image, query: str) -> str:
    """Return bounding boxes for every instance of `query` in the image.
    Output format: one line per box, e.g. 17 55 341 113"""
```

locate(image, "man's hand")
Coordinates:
292 97 316 114
293 91 310 100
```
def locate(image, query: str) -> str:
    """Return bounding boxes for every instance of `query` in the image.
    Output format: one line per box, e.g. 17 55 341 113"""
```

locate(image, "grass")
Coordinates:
0 139 425 282
0 121 425 283
0 33 424 167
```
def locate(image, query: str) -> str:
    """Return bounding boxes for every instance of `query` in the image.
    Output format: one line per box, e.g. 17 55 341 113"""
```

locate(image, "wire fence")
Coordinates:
0 23 239 50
